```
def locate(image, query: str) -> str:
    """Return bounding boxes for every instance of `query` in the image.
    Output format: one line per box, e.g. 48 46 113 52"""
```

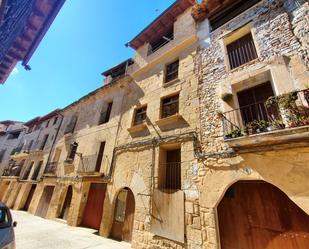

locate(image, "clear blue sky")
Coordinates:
0 0 175 122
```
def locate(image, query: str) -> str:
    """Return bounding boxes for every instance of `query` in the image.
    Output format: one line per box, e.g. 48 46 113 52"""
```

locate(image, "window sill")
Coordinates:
227 58 259 73
163 78 180 88
155 114 183 126
127 123 147 133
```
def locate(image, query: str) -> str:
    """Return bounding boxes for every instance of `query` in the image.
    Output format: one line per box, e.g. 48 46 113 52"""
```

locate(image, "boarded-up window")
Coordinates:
165 60 179 83
161 94 179 118
133 106 147 125
227 33 257 69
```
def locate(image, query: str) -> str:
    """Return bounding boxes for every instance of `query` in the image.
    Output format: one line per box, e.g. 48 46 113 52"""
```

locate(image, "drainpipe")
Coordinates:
43 113 64 179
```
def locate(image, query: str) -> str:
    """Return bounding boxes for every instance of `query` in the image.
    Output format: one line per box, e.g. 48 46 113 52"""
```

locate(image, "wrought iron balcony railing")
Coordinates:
221 89 309 139
2 165 22 177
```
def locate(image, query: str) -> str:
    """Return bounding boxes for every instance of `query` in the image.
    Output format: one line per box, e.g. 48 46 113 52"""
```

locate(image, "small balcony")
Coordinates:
77 154 104 176
2 164 21 177
220 89 309 150
44 162 58 175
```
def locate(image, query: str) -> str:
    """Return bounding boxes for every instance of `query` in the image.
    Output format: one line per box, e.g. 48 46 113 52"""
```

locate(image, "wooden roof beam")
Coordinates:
12 42 27 53
7 51 22 60
33 7 45 18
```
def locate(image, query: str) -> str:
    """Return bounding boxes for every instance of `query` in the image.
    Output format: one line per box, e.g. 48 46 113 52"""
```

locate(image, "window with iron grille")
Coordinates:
227 33 257 70
165 60 179 83
133 106 147 125
161 94 179 118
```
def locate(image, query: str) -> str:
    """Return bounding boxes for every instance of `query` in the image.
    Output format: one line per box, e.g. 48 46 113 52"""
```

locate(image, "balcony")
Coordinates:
220 89 309 150
44 162 58 175
2 164 21 177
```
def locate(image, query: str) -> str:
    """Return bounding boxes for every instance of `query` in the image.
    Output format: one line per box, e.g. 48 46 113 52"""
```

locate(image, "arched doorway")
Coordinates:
218 181 309 249
111 188 135 242
59 186 72 220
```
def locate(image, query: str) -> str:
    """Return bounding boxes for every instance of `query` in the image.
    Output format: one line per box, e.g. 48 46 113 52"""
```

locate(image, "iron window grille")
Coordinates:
227 33 258 70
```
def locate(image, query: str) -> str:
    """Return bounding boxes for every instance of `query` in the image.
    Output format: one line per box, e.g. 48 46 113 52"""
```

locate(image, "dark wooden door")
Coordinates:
81 183 106 230
111 188 135 242
35 186 54 218
237 82 275 124
218 181 309 249
23 184 36 211
59 186 72 220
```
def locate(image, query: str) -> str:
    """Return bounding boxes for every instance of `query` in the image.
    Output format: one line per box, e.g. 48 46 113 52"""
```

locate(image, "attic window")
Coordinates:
209 0 261 31
148 28 174 55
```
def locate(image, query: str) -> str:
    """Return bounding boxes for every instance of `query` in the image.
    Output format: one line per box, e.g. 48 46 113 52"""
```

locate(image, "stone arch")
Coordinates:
110 187 136 242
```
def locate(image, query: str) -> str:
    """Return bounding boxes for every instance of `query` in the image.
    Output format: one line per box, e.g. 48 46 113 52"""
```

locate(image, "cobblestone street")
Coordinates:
12 211 131 249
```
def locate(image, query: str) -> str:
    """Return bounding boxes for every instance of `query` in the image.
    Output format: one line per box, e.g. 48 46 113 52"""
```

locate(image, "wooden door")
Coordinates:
23 184 36 211
218 181 309 249
35 186 54 218
0 181 9 201
111 188 135 242
237 82 275 124
81 183 106 230
59 186 72 220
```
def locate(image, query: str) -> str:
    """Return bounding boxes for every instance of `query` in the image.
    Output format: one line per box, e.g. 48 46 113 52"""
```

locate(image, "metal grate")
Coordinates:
227 33 257 70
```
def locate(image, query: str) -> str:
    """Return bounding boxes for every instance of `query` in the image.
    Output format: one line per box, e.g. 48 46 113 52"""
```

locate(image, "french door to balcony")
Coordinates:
237 82 275 125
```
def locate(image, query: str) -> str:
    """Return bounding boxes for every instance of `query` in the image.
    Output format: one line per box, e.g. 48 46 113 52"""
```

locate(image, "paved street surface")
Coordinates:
12 211 131 249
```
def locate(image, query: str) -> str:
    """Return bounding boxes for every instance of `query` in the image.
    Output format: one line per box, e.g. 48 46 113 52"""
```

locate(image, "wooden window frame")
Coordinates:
133 106 147 126
164 59 179 83
160 94 179 119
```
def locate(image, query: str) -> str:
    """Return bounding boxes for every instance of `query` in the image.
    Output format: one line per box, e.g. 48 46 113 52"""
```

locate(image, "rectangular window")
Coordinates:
64 115 78 134
133 106 147 125
40 134 49 150
23 161 34 180
227 33 257 69
161 94 179 118
165 60 179 83
27 140 34 151
31 160 43 181
159 148 181 190
53 117 58 125
99 102 113 124
67 142 78 162
45 120 50 128
95 142 105 172
0 149 6 163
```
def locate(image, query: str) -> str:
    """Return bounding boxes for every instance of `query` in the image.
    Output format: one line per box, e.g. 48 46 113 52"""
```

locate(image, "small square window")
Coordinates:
165 60 179 83
161 94 179 118
133 106 147 126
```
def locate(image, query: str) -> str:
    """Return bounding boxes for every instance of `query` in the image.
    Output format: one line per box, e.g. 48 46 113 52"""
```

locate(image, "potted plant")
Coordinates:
256 120 269 133
224 128 247 139
220 93 233 102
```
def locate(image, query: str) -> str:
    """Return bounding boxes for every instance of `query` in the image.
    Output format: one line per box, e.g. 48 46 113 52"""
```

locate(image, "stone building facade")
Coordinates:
193 0 309 248
0 0 309 249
